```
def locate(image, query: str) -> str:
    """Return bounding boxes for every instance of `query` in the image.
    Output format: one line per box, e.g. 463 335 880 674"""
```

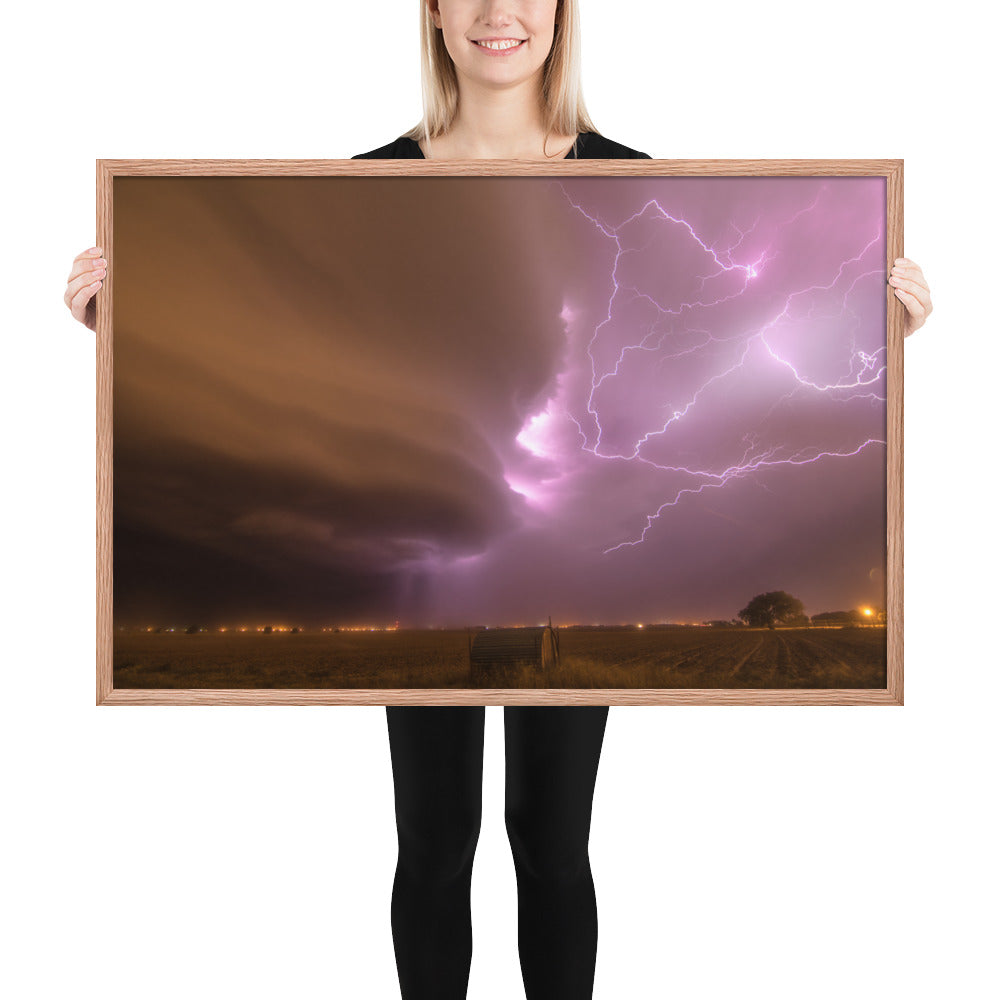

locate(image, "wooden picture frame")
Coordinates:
96 157 903 706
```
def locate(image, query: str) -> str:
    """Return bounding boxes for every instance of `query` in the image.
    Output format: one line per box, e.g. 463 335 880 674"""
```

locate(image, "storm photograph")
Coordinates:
111 171 888 689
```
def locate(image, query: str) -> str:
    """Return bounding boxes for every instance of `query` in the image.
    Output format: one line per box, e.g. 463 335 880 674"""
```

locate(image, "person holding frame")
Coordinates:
64 2 934 998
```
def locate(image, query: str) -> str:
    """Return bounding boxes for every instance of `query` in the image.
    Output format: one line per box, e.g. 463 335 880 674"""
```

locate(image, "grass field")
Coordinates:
113 625 886 689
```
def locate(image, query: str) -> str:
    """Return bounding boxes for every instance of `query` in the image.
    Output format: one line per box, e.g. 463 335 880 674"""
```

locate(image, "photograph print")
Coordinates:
107 164 895 696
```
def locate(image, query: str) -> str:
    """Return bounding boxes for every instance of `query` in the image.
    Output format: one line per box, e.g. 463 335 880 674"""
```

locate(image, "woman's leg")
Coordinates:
503 705 610 1000
385 705 486 1000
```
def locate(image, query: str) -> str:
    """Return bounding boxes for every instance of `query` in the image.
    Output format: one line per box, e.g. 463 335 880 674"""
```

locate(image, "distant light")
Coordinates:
863 607 873 616
637 623 644 629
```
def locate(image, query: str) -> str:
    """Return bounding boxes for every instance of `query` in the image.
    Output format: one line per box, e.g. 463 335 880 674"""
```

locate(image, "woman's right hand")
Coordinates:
65 246 107 331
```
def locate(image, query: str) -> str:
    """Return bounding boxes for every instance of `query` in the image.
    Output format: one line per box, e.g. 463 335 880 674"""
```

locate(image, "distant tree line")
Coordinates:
697 590 885 629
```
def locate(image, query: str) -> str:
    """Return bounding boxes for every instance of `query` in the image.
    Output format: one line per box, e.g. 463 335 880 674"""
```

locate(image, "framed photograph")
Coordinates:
96 157 903 706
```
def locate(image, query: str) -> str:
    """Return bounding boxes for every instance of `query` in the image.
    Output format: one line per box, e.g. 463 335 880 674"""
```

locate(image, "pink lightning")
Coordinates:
510 177 888 554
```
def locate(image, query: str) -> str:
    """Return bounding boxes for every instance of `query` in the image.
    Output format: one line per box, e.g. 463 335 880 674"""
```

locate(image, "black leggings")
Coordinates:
385 705 610 1000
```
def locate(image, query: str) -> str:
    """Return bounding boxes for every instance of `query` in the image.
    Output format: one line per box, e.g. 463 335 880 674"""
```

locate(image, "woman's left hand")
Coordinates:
889 258 933 337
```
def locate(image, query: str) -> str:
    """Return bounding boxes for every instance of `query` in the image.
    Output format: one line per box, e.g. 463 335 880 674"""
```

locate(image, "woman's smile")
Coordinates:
470 37 528 56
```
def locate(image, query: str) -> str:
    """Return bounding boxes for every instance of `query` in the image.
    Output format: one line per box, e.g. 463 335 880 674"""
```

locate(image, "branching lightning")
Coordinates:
514 180 887 554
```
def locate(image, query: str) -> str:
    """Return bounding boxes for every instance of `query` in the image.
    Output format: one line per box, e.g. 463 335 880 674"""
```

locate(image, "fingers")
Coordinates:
67 282 99 330
67 245 105 280
889 274 929 305
72 245 102 264
63 266 104 308
64 245 107 326
888 257 933 336
66 246 106 286
63 270 104 321
889 257 928 292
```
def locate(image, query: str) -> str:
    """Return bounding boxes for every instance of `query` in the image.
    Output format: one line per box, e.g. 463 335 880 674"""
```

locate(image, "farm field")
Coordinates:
113 625 886 690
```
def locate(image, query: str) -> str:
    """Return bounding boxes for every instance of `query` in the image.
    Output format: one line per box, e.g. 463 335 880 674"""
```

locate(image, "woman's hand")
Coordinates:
64 246 107 331
890 258 932 337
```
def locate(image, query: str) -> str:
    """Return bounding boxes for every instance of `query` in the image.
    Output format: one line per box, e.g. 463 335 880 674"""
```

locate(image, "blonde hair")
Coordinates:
401 0 600 155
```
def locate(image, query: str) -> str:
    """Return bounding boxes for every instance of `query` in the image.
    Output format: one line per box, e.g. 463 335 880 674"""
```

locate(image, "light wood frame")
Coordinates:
96 158 903 706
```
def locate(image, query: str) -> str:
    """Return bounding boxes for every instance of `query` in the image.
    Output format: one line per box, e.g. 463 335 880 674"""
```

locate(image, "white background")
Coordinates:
4 1 996 998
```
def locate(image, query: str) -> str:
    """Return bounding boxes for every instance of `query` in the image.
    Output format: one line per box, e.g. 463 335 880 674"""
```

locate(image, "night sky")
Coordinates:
112 173 887 628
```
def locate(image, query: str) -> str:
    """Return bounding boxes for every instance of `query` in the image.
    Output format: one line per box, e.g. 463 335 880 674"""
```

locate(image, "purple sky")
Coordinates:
113 173 887 628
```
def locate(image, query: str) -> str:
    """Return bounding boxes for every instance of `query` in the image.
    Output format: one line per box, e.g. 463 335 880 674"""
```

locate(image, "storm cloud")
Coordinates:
112 173 887 627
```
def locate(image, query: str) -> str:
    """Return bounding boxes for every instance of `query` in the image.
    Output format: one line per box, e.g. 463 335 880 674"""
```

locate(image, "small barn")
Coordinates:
468 619 560 685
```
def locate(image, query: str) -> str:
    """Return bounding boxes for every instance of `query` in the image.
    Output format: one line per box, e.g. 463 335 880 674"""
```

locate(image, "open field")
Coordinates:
113 625 886 689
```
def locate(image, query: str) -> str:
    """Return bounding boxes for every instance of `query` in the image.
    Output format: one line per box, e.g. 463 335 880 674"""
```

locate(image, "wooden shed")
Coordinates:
468 619 560 685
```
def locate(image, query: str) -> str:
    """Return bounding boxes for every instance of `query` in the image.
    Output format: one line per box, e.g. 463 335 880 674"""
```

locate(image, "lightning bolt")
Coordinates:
514 179 887 554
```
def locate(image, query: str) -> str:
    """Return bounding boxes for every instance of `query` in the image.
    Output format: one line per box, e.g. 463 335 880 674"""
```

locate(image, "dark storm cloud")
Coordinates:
112 175 585 624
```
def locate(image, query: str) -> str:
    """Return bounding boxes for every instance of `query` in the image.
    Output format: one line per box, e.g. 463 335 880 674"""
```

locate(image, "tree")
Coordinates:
812 610 859 625
737 591 806 630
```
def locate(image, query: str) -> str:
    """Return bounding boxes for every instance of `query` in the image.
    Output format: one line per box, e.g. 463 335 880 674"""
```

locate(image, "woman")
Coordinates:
64 2 933 998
